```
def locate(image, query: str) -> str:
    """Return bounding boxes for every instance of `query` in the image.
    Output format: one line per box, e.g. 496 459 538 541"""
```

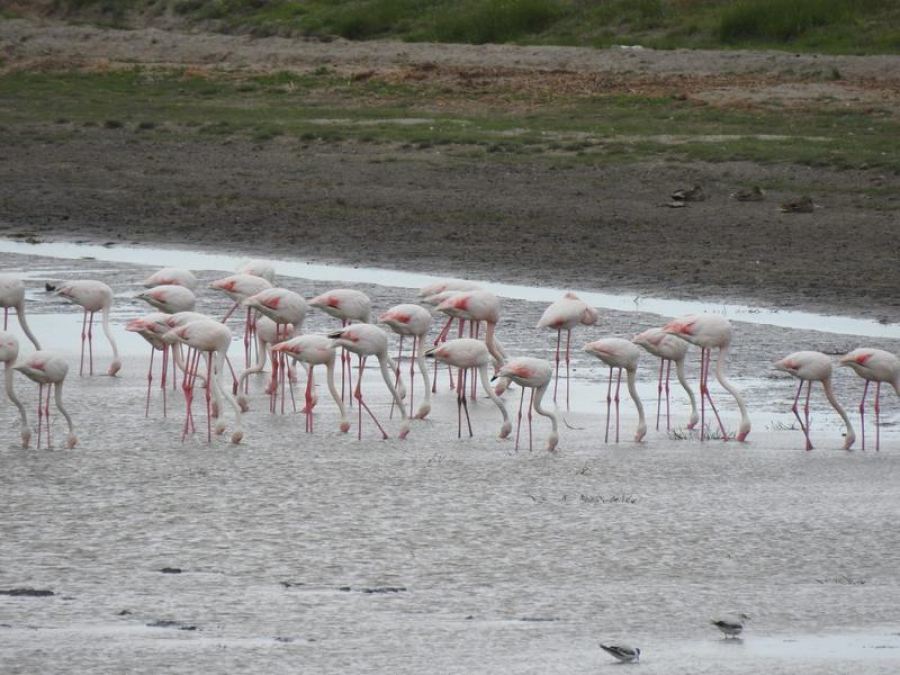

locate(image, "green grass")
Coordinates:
27 0 900 54
0 68 898 172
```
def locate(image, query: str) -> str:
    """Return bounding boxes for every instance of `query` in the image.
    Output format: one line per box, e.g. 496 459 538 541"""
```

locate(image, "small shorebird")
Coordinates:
731 186 765 202
599 643 641 663
671 184 706 201
711 613 750 638
779 196 814 213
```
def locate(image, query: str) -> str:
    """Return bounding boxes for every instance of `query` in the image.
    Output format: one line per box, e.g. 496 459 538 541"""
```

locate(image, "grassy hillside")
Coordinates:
9 0 900 54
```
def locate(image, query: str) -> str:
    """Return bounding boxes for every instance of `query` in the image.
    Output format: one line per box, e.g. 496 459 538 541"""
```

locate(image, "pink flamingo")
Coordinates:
328 323 409 441
663 314 750 442
537 292 598 410
271 334 351 434
776 351 855 451
142 267 198 290
136 285 197 314
420 290 465 394
584 338 647 443
14 350 76 450
242 288 307 414
0 331 30 448
838 348 900 451
236 259 276 284
418 279 482 299
234 315 302 411
378 303 432 419
125 312 175 418
633 328 699 431
51 280 121 377
209 272 273 376
425 338 511 440
495 357 558 452
310 289 371 406
0 274 41 350
162 319 243 445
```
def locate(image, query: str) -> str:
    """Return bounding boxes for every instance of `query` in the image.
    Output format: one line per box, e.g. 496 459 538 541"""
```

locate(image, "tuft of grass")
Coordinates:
432 0 564 44
720 0 870 44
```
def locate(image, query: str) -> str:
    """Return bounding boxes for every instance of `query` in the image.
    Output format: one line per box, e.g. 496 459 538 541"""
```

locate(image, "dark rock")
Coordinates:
0 588 54 597
160 567 182 574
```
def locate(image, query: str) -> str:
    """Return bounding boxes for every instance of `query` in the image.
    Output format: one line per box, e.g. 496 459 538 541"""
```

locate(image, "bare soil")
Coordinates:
2 18 899 321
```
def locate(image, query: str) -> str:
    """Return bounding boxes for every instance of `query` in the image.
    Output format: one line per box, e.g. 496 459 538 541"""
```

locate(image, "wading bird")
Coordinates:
310 288 371 406
0 274 41 350
711 613 750 639
598 643 641 663
537 292 598 410
136 285 197 315
51 280 121 377
775 351 855 451
142 267 198 290
15 350 76 449
0 331 30 448
584 338 646 443
838 348 900 451
664 314 750 442
633 327 698 431
494 357 557 452
378 303 432 419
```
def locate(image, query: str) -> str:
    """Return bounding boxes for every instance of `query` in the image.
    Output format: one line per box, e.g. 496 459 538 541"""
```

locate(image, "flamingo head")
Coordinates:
108 359 122 377
547 431 559 452
66 433 78 450
737 420 750 442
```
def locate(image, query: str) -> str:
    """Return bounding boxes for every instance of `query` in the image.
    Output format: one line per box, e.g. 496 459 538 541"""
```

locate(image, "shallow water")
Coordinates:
1 247 899 674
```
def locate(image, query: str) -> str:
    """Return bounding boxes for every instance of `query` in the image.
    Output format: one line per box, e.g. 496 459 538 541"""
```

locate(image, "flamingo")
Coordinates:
242 288 307 414
0 274 41 350
136 285 197 314
420 290 465 394
537 292 598 410
51 280 121 377
142 267 198 290
162 320 243 445
494 357 558 452
0 331 30 448
310 288 371 406
209 272 273 375
234 316 302 411
583 338 647 443
328 323 409 441
271 335 351 434
838 348 900 451
776 351 855 451
664 314 750 442
125 312 175 418
14 351 76 449
378 303 432 419
632 328 699 431
418 279 482 299
236 259 276 284
424 338 511 441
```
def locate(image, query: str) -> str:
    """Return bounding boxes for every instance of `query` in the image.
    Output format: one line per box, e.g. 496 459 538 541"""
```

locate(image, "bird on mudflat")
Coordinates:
671 184 706 202
537 292 598 410
838 348 900 452
584 338 647 444
599 643 641 663
50 280 121 377
711 613 750 639
730 186 765 202
779 196 815 213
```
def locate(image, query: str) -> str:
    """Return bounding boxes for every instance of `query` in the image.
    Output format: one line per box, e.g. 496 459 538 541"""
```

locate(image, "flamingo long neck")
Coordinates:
531 383 558 433
53 381 75 439
715 344 751 438
15 303 41 351
324 357 349 425
415 335 431 410
377 354 408 424
822 376 855 444
5 363 28 431
626 367 646 439
675 357 699 426
213 347 242 434
478 362 510 427
101 305 121 370
483 322 507 370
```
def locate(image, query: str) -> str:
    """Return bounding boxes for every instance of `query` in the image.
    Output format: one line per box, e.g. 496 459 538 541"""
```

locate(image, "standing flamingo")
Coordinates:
310 289 371 406
776 351 855 451
136 285 197 314
14 351 76 449
271 335 351 434
633 328 699 431
51 280 121 376
435 290 506 370
328 323 408 440
163 320 243 445
142 267 198 290
378 303 432 419
584 338 647 443
418 279 482 299
0 274 41 350
420 290 466 394
664 314 750 442
242 288 307 414
838 348 900 451
537 292 598 410
494 357 558 452
209 272 273 374
0 331 30 448
236 259 276 284
125 312 175 418
234 316 302 410
425 338 512 441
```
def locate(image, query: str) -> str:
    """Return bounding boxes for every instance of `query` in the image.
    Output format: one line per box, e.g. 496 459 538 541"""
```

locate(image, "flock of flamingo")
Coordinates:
0 262 898 453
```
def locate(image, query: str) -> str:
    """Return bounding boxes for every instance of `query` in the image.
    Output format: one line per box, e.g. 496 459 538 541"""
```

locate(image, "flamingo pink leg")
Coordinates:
552 328 562 405
355 357 389 440
700 348 729 441
469 321 477 401
458 367 473 437
390 335 404 419
528 388 534 452
604 365 613 444
36 383 43 449
205 352 213 442
656 359 664 431
3 307 6 329
87 310 95 376
804 380 813 451
145 345 155 418
859 380 868 450
304 364 315 433
699 348 707 440
514 386 525 452
79 308 88 376
408 336 417 417
875 381 881 452
161 344 169 418
44 383 52 449
664 359 672 430
565 328 572 411
790 380 810 448
433 316 455 394
221 300 239 323
614 367 622 443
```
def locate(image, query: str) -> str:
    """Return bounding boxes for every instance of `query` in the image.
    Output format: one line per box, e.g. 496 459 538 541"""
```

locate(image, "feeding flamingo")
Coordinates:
310 288 371 406
633 327 699 431
776 351 855 451
0 274 41 350
271 334 351 434
0 331 30 448
234 315 302 411
125 312 176 418
236 259 276 284
838 348 900 451
537 292 598 410
51 280 121 377
14 350 76 450
142 267 198 290
328 323 409 441
209 272 273 374
136 285 197 314
494 357 558 452
584 338 647 443
425 338 512 441
378 303 432 419
664 314 750 442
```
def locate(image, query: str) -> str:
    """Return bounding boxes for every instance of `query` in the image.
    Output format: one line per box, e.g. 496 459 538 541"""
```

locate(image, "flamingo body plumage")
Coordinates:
0 274 41 350
496 356 558 451
54 280 121 376
378 303 433 419
633 327 699 431
538 292 598 409
14 350 76 449
838 348 900 451
142 267 198 290
584 338 647 443
0 331 30 448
